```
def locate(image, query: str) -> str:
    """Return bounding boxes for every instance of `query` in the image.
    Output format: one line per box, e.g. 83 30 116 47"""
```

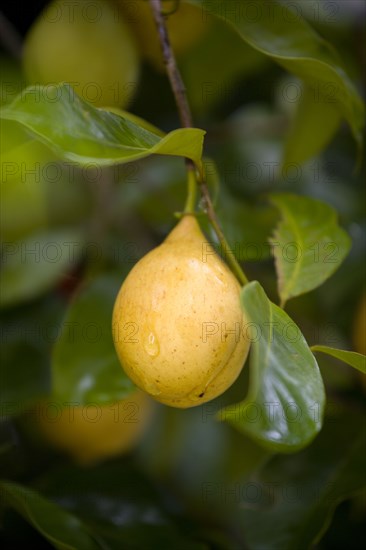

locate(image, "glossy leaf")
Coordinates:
311 345 366 374
52 274 135 405
189 0 364 148
221 281 325 452
139 399 271 517
1 344 48 415
0 310 49 417
0 296 65 416
117 155 187 234
237 408 366 549
102 107 165 137
0 228 84 309
0 481 99 550
217 192 279 262
0 84 205 170
283 83 341 166
35 460 207 550
269 193 351 306
181 17 267 115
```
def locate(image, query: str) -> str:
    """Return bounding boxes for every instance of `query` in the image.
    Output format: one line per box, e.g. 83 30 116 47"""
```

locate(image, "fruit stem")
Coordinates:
183 164 198 214
149 0 248 286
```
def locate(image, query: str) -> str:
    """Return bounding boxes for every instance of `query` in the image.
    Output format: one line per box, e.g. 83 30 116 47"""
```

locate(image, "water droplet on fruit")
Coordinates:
144 331 160 358
145 381 161 396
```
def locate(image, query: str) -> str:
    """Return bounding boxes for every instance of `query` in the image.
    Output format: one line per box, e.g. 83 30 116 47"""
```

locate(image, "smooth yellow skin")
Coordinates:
119 1 209 71
113 215 250 408
37 391 152 465
23 0 140 108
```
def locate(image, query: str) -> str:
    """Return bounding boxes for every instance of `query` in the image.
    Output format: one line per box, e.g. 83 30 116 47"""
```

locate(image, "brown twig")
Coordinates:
148 0 248 285
149 0 192 128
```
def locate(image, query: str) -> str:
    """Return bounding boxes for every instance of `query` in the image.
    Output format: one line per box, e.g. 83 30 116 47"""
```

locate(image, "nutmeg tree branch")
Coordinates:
149 0 192 128
148 0 248 286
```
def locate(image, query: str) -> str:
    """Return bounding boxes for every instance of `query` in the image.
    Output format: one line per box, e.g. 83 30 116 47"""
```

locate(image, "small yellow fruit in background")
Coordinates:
113 215 250 408
37 391 152 464
119 0 209 71
23 0 140 108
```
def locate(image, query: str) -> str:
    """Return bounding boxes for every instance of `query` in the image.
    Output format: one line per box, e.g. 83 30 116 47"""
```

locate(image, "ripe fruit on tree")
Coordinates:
37 391 152 464
23 0 140 108
113 214 250 408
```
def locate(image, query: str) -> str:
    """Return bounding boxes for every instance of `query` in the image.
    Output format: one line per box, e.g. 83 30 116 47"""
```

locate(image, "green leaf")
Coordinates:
34 460 207 550
0 296 65 416
0 481 99 550
103 106 165 137
283 83 342 166
180 16 267 115
52 274 135 405
269 193 351 307
216 192 279 262
190 0 364 148
140 401 271 518
0 228 84 309
221 281 325 452
118 155 187 234
0 84 205 171
1 345 48 416
311 345 366 374
236 408 366 550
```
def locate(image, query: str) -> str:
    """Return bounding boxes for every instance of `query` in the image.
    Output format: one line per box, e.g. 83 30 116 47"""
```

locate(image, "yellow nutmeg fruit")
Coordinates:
113 215 250 408
36 391 152 465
